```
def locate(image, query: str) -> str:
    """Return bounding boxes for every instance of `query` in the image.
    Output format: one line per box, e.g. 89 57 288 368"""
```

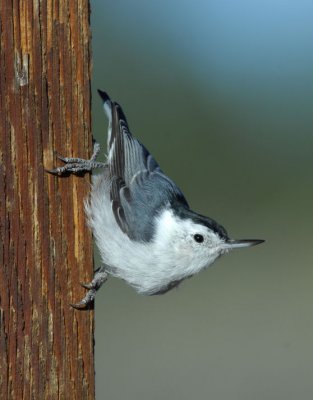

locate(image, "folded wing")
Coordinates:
98 90 189 242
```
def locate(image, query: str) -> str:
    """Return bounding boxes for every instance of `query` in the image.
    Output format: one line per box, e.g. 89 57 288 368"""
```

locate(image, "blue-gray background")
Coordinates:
90 1 313 399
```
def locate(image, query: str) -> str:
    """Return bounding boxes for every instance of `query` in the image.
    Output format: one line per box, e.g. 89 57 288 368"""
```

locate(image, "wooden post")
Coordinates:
0 1 95 399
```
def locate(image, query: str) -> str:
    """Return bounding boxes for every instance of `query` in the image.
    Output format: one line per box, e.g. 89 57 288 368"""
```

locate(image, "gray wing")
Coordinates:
98 90 189 242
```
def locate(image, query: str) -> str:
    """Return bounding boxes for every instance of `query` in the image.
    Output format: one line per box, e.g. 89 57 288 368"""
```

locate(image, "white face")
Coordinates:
154 209 226 276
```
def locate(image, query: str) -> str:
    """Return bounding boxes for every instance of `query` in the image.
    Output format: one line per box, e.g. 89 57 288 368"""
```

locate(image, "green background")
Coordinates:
90 1 313 399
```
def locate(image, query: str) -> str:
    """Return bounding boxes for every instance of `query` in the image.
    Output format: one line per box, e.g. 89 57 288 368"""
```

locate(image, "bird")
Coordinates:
49 90 264 308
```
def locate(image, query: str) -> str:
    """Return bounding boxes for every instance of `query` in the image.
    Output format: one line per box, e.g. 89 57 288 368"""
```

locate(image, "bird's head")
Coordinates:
154 207 263 276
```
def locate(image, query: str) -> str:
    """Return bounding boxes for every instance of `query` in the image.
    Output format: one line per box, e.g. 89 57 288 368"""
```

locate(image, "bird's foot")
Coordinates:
70 269 108 310
47 141 106 175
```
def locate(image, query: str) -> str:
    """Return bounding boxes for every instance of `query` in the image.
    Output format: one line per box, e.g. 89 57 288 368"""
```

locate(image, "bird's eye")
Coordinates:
194 234 204 243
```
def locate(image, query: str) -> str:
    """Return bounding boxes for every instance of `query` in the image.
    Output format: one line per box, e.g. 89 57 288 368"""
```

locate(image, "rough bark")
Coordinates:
0 1 95 399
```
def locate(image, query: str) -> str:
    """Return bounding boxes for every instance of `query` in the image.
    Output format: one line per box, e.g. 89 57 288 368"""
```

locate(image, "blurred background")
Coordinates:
90 1 313 399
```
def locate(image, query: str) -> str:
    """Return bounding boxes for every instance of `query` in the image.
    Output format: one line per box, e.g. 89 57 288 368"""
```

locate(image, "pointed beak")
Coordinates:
221 239 264 250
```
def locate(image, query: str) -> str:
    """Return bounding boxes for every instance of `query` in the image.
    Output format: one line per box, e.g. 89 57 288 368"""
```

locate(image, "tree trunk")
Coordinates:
0 1 95 399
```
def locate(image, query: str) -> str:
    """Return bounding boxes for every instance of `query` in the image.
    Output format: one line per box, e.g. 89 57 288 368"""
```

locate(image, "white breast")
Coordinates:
85 178 211 294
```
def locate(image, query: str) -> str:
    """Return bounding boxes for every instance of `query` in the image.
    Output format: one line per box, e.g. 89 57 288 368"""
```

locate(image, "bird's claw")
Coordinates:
46 142 105 176
70 269 108 310
70 288 97 310
80 281 93 290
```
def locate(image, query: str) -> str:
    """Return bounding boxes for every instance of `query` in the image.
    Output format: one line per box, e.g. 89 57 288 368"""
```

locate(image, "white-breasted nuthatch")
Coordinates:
49 90 264 308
